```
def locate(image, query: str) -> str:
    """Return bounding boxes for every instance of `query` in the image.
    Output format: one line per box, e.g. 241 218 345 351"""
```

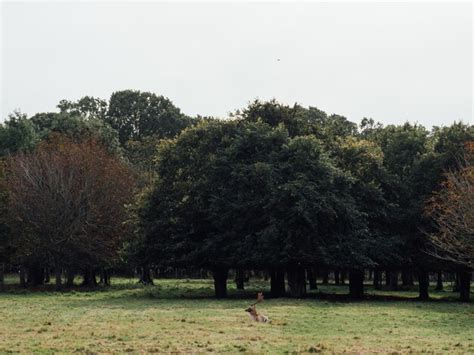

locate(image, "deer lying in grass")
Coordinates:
245 292 270 323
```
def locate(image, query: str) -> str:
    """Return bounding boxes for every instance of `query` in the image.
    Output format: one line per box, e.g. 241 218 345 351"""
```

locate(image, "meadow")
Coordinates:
0 275 472 354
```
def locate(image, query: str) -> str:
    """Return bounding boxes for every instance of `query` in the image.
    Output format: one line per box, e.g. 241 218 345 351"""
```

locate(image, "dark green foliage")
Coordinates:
1 92 472 299
0 112 38 156
57 96 108 121
29 111 122 154
137 118 370 294
106 90 192 144
238 99 357 142
138 120 282 270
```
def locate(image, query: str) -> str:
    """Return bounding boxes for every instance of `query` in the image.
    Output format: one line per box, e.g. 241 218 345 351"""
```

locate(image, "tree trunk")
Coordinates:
0 263 4 291
212 267 229 298
307 268 317 290
453 273 460 292
435 271 443 291
322 271 329 285
155 267 163 278
401 270 414 286
263 271 269 282
44 268 50 283
458 271 471 302
19 267 26 288
368 270 373 281
28 264 44 286
82 269 97 287
100 268 110 286
349 270 364 299
418 269 429 300
55 267 62 291
139 266 153 285
270 268 285 298
389 271 399 291
287 265 306 298
334 271 340 285
235 269 245 290
373 270 381 290
199 269 208 279
66 269 75 287
340 271 346 284
385 270 391 286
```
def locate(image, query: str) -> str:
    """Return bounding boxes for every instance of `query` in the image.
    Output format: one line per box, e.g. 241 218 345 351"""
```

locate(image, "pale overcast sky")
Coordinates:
1 1 472 127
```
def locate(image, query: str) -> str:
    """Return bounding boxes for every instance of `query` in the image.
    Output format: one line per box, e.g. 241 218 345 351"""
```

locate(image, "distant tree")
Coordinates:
330 136 400 296
375 123 429 180
123 186 157 285
237 99 357 142
425 145 473 300
0 161 9 290
106 90 192 144
360 122 433 294
0 111 38 156
411 123 473 298
5 135 135 289
263 134 367 298
238 99 311 137
29 112 122 155
123 135 163 188
57 96 108 121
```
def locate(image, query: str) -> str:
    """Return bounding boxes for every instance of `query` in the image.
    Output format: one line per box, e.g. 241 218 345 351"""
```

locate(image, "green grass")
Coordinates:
0 276 472 354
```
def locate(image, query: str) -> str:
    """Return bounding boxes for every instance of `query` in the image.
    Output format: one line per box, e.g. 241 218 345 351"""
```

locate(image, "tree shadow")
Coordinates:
1 278 470 309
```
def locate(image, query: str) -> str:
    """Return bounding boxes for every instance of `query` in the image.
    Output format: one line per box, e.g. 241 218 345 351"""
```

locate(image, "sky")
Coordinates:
1 1 472 128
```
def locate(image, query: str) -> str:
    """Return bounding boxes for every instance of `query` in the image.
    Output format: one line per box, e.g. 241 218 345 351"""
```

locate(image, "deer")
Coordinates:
245 292 270 323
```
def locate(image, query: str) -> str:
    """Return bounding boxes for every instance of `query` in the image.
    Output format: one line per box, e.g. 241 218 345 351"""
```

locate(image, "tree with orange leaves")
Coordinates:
5 134 136 289
425 142 473 300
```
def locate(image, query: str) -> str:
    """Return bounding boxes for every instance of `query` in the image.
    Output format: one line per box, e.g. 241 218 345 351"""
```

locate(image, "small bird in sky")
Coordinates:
277 58 281 62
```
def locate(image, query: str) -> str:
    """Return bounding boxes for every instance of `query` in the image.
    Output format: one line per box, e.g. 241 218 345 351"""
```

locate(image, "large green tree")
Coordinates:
361 122 434 295
137 120 282 297
137 118 368 297
330 136 400 295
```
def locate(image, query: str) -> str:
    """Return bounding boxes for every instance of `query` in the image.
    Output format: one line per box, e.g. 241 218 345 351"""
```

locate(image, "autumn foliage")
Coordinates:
5 135 135 287
425 142 474 268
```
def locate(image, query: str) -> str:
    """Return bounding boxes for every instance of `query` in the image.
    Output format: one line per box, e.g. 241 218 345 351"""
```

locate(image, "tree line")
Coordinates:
0 90 472 300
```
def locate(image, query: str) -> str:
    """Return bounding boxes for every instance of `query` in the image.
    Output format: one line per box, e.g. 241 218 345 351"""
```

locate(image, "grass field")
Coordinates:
0 275 473 354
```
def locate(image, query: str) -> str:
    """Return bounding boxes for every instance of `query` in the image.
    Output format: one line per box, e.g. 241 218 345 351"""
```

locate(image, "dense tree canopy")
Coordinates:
136 119 374 297
106 90 193 144
0 92 472 300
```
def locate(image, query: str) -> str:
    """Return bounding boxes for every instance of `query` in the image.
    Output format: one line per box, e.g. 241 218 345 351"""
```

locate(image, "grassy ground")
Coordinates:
0 275 473 354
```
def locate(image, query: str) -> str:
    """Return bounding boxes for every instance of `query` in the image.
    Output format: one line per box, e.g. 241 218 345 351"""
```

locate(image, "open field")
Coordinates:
0 276 473 354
